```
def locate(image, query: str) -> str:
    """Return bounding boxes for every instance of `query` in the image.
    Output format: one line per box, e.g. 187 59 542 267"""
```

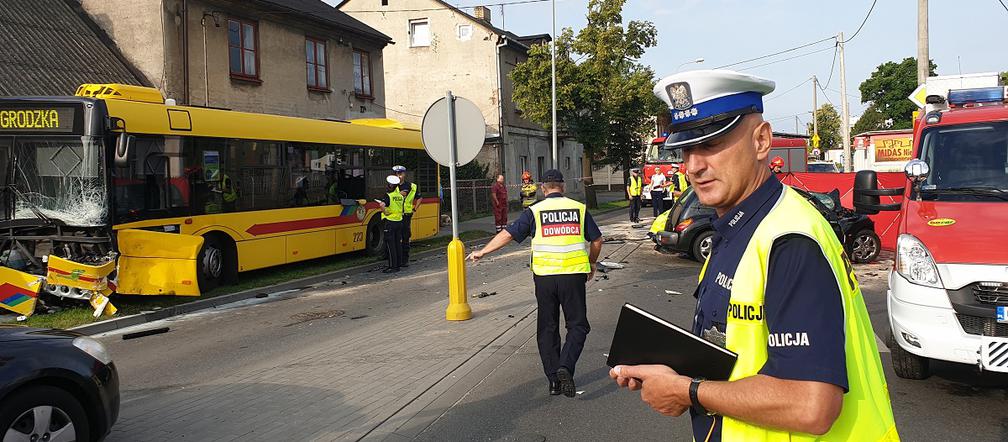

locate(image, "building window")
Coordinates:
228 19 258 80
409 19 430 47
536 156 545 181
353 50 372 98
565 156 571 170
457 24 472 41
519 155 528 174
305 37 328 91
381 0 388 5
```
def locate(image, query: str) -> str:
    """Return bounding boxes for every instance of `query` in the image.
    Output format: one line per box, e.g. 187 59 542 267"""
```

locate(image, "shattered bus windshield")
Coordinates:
5 136 108 226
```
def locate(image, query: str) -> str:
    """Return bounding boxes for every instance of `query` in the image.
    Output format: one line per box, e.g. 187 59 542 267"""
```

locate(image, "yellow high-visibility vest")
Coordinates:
628 175 642 196
382 190 404 222
672 172 688 201
521 183 538 208
699 186 899 442
529 197 590 276
401 182 418 214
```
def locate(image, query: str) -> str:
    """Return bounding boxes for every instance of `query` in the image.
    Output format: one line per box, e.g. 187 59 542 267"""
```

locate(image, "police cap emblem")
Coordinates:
666 82 693 111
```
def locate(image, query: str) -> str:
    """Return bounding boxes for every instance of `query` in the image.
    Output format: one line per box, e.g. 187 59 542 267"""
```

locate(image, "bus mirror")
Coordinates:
904 159 930 183
115 134 135 168
853 170 903 214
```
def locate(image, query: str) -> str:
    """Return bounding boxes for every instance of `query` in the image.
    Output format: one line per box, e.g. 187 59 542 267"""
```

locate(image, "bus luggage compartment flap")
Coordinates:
116 229 203 296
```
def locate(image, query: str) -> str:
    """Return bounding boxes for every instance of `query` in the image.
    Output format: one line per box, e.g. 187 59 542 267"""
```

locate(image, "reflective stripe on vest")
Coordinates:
382 190 405 221
530 197 590 276
716 186 899 441
402 182 418 214
628 176 642 196
222 175 237 203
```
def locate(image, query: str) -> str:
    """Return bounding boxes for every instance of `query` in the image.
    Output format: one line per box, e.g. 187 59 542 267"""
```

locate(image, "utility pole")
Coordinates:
837 32 852 172
550 0 558 169
795 115 800 134
812 75 818 137
917 0 929 86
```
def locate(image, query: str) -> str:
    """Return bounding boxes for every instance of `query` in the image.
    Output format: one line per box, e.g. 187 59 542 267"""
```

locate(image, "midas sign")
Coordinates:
874 135 913 162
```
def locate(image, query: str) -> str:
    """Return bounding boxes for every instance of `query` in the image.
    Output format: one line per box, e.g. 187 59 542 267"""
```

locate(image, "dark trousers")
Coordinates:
384 220 404 270
651 191 665 217
401 213 413 264
629 196 641 221
534 273 590 381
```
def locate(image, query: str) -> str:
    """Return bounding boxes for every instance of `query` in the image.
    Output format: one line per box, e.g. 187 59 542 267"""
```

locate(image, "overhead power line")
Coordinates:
765 78 813 102
820 45 839 89
346 0 551 13
1000 0 1008 12
737 46 836 72
842 0 879 43
712 36 836 70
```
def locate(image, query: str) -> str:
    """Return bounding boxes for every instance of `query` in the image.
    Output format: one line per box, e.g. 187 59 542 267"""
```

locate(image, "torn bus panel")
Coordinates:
0 267 43 317
45 254 115 292
115 229 203 296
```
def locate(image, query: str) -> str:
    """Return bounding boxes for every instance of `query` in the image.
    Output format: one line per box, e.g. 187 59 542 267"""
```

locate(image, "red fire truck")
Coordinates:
641 133 809 206
854 86 1008 380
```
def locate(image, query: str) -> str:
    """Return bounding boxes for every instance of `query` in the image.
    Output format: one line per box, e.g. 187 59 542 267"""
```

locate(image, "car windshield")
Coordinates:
1 136 108 226
807 163 836 173
919 121 1008 201
645 142 683 164
809 192 836 211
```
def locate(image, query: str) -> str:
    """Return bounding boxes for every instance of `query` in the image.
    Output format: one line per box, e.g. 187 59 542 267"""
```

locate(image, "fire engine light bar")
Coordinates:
947 87 1008 105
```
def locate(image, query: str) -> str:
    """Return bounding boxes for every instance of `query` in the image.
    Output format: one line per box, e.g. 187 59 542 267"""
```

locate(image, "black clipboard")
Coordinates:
607 303 737 380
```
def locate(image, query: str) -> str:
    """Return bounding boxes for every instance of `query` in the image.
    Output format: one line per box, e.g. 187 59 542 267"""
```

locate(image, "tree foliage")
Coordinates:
807 104 842 150
852 103 887 135
858 57 936 130
1001 71 1008 85
510 0 664 207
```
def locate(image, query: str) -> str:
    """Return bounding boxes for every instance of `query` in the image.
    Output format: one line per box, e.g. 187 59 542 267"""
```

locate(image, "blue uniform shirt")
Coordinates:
689 175 848 442
506 192 603 243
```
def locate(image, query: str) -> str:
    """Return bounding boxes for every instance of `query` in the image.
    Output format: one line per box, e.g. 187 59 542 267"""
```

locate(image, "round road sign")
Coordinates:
421 96 486 167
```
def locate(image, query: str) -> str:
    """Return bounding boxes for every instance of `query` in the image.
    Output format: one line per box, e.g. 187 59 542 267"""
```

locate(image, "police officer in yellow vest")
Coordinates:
378 175 406 274
468 169 604 398
669 163 689 202
393 165 419 267
611 70 898 441
627 168 643 223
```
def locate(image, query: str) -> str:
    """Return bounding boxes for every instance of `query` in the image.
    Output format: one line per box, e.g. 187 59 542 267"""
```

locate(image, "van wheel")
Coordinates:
0 385 90 442
365 218 386 257
889 330 931 380
691 231 714 262
850 229 881 263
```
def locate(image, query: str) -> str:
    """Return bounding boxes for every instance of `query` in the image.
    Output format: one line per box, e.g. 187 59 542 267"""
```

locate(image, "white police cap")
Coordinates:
654 70 775 149
386 175 401 185
392 165 407 173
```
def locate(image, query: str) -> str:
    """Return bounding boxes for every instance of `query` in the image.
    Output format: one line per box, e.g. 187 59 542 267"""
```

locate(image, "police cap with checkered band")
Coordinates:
654 70 775 149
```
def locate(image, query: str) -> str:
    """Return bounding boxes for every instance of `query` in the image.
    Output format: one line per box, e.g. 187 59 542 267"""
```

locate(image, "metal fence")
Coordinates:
440 179 495 218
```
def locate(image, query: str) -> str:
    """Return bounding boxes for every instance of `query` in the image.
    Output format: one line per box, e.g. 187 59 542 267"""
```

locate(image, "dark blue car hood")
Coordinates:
0 325 82 342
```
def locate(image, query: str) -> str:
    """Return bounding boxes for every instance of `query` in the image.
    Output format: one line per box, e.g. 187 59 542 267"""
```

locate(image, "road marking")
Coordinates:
876 333 890 353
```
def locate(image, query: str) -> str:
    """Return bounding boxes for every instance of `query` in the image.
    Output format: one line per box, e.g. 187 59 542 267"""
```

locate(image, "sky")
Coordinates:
337 0 1008 133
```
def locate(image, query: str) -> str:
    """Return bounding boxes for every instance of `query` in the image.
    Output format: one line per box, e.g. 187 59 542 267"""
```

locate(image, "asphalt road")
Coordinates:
96 210 1008 441
414 220 1008 442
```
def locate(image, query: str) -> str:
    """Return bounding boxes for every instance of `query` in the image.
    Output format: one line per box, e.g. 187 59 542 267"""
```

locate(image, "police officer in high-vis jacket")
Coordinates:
627 168 643 223
393 165 419 267
467 170 604 398
378 175 405 274
610 70 898 442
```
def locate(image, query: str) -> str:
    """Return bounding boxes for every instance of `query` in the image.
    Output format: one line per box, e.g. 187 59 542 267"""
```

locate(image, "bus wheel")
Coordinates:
365 218 386 257
197 235 225 292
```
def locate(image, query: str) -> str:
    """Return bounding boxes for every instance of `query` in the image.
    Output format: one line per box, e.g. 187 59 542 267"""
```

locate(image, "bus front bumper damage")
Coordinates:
1 254 118 318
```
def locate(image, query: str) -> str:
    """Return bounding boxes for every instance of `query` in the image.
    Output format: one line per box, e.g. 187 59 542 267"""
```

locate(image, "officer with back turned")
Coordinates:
377 175 405 273
627 168 643 223
393 165 419 267
610 70 898 441
467 170 603 398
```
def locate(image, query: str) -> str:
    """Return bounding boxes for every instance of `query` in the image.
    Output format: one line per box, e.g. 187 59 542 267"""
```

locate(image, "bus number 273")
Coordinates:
353 232 364 243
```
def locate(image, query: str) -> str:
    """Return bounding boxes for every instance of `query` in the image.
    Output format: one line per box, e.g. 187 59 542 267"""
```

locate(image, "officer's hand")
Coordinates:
466 250 484 262
587 263 597 282
610 365 691 417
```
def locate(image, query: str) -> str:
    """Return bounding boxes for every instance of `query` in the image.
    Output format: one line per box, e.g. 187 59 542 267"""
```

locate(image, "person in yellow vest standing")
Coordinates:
669 163 690 202
626 168 643 223
393 165 419 267
378 175 406 274
468 169 604 398
611 70 898 441
520 170 538 208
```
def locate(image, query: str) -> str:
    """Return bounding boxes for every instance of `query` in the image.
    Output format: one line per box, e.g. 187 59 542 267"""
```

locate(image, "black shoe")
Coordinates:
549 380 561 396
556 368 576 398
381 268 399 274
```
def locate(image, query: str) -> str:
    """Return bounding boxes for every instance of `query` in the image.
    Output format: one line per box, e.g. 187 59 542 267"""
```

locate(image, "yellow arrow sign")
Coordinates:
908 84 927 108
811 133 821 148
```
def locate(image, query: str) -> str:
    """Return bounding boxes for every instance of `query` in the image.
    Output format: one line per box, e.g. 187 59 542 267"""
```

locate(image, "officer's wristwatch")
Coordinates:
689 377 716 416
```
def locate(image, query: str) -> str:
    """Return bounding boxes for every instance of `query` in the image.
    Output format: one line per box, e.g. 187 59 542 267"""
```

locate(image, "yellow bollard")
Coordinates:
445 238 472 321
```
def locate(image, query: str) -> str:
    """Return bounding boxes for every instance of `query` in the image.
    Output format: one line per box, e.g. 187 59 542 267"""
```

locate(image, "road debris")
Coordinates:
664 290 683 295
122 327 170 340
474 291 497 298
599 261 625 269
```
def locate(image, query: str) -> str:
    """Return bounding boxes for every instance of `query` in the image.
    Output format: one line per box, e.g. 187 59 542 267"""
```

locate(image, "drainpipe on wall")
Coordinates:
180 0 189 105
201 12 220 107
495 35 507 185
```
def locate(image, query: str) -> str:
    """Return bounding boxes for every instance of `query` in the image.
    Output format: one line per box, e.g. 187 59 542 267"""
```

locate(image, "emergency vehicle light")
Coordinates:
947 87 1007 106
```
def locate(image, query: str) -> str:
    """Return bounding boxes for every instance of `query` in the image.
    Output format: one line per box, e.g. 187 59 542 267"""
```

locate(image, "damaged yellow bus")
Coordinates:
0 84 439 316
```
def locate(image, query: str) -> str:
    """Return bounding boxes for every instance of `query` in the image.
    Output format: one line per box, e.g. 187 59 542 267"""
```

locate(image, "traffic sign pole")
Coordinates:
444 91 472 321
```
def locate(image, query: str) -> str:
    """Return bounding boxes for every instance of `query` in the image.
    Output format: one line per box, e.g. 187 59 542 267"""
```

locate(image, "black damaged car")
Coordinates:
653 186 881 264
0 326 119 442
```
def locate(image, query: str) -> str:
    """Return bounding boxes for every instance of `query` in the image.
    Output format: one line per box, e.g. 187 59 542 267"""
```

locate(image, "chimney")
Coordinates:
473 6 491 23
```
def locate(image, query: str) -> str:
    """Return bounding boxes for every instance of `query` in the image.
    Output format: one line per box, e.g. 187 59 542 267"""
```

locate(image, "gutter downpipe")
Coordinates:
495 35 507 182
201 13 211 106
181 0 190 105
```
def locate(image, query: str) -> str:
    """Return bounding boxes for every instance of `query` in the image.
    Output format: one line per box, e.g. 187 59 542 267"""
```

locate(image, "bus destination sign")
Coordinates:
0 107 76 134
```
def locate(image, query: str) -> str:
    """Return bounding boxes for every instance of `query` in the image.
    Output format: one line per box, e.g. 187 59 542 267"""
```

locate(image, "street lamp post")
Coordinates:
550 0 558 169
676 58 705 71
